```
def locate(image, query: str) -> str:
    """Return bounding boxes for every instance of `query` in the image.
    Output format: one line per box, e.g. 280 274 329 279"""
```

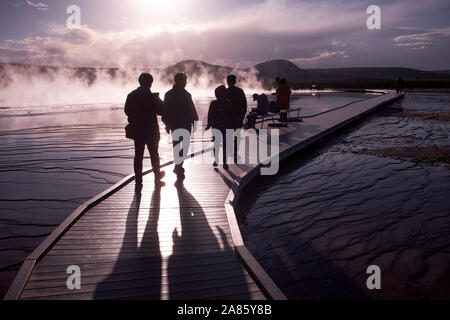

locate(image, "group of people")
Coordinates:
124 72 194 190
251 77 292 116
205 75 247 168
125 72 292 190
125 73 255 190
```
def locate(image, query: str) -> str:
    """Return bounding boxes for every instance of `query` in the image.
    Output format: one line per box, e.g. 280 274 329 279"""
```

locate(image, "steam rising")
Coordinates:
0 61 264 107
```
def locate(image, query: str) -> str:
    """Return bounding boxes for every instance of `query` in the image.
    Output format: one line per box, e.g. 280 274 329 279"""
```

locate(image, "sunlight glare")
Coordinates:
138 0 181 13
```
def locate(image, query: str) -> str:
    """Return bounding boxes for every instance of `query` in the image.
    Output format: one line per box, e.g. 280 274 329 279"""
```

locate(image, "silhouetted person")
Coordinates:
276 78 292 110
206 85 235 168
226 74 247 128
125 73 165 191
226 74 247 162
162 73 199 180
252 93 269 115
396 77 404 93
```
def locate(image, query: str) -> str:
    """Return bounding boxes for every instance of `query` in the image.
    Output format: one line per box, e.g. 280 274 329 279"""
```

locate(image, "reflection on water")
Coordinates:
238 93 450 299
0 91 373 296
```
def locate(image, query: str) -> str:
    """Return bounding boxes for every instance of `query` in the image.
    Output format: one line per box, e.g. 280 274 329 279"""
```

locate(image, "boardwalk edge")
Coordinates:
224 90 404 301
4 91 404 300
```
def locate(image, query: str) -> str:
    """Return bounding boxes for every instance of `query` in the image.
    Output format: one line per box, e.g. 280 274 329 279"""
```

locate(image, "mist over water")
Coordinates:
0 85 372 296
0 62 264 107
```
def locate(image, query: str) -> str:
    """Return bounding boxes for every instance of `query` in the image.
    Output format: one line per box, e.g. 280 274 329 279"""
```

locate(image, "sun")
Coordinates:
138 0 181 12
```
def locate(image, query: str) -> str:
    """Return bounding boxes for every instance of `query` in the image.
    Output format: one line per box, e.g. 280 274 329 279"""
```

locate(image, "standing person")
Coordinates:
125 73 165 191
226 74 247 128
396 77 405 93
226 74 247 162
276 78 292 110
162 73 199 180
206 85 235 168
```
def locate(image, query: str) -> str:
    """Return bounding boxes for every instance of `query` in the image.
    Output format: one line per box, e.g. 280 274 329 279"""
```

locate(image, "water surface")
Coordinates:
238 93 450 299
0 91 371 295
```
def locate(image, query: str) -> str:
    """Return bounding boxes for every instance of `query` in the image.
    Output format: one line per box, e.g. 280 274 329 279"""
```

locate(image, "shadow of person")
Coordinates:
213 167 234 189
94 187 162 299
167 182 251 299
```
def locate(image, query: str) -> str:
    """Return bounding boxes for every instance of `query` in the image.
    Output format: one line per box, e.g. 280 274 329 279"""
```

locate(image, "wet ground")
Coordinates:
237 92 450 299
0 91 371 297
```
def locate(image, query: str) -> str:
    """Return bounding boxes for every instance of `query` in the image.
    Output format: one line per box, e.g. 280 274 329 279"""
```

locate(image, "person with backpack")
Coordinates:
125 73 165 191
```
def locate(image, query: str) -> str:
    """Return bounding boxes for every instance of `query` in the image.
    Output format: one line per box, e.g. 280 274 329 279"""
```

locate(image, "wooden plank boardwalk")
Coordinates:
5 90 404 300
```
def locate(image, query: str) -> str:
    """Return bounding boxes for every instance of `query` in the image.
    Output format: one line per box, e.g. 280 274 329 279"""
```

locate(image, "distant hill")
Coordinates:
254 59 317 82
307 67 450 81
2 59 450 89
253 60 450 83
432 70 450 75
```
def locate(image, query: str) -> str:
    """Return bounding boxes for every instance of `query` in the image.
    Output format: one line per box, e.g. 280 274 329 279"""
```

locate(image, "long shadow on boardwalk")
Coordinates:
94 180 252 299
94 188 162 299
167 182 250 300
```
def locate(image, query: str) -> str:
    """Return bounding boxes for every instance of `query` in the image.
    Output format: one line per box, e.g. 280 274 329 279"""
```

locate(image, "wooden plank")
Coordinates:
22 282 263 300
59 230 232 239
26 267 252 291
21 274 258 299
47 244 228 254
235 246 287 300
29 262 248 282
224 203 244 246
33 252 240 271
56 233 232 244
3 259 35 300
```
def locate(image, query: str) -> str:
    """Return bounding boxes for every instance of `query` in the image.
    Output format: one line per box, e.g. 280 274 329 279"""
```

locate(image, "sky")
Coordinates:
0 0 449 70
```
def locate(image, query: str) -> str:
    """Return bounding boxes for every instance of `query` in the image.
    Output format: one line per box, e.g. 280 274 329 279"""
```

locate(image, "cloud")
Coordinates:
26 1 48 10
393 28 450 50
0 25 337 68
1 0 368 68
291 50 348 63
1 0 450 69
14 1 49 11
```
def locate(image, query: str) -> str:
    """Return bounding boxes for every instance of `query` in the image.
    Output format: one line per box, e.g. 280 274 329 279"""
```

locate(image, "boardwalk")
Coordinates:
5 91 404 300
